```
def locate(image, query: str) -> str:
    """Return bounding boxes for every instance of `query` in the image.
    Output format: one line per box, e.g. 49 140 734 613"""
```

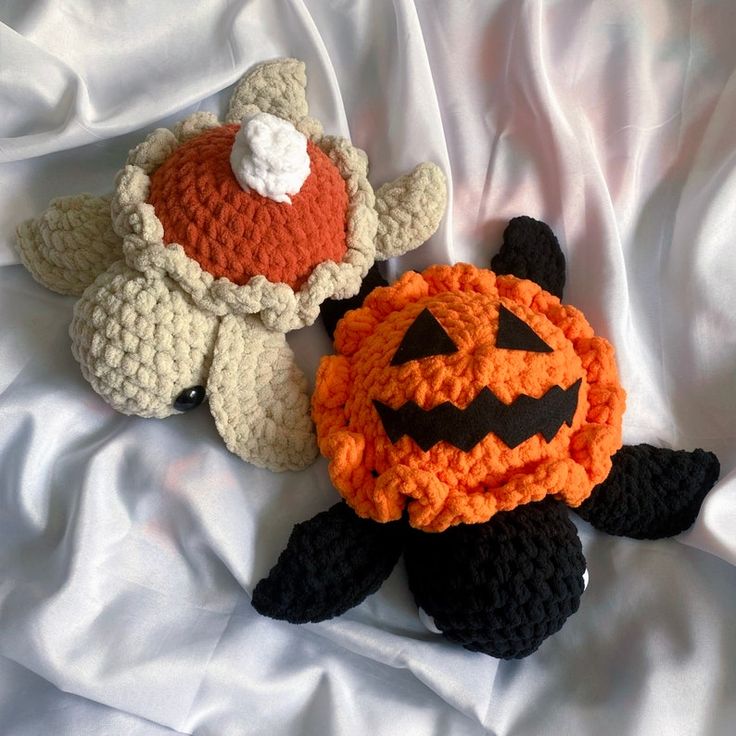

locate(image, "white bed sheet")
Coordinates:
1 1 735 734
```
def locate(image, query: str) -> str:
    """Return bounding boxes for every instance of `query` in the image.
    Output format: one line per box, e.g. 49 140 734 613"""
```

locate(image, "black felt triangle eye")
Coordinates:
391 308 459 366
496 306 553 353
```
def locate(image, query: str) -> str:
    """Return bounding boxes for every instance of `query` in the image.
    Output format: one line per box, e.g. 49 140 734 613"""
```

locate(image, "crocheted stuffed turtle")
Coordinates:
15 58 447 471
252 216 720 658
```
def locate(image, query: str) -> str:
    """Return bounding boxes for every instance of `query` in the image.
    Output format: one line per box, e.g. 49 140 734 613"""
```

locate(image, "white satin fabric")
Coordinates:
1 2 735 734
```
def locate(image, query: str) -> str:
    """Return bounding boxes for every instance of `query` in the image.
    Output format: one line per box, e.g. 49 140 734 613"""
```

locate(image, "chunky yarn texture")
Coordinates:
16 194 123 296
149 124 349 288
313 263 626 531
252 502 405 624
255 217 720 658
406 498 586 659
14 58 447 472
229 112 311 203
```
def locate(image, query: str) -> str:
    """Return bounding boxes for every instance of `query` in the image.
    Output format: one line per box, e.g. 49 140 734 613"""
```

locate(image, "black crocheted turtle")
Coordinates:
252 217 720 659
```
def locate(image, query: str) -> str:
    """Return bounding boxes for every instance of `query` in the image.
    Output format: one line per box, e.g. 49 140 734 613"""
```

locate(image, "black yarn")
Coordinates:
251 502 405 624
405 499 586 659
575 444 720 539
490 216 566 299
320 263 389 340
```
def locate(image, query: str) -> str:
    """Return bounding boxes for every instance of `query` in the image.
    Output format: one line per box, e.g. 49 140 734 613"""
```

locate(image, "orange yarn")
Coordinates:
312 263 626 532
147 124 349 289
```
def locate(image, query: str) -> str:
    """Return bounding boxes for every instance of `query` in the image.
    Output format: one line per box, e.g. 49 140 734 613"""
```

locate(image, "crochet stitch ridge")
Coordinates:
252 214 720 657
111 124 380 333
312 263 626 531
14 57 448 472
148 125 349 289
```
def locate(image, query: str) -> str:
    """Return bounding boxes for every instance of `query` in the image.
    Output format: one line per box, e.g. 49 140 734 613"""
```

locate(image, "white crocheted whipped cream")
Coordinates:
230 112 310 204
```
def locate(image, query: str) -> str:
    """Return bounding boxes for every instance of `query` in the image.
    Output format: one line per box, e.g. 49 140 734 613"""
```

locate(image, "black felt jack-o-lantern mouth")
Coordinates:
373 306 581 451
374 380 581 452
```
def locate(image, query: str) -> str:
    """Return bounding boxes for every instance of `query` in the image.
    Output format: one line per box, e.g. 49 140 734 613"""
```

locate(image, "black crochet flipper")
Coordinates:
575 444 720 539
320 263 389 340
491 216 566 299
405 499 586 659
252 502 405 624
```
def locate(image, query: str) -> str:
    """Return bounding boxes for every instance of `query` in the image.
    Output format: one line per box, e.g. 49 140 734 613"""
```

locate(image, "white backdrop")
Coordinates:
1 2 735 734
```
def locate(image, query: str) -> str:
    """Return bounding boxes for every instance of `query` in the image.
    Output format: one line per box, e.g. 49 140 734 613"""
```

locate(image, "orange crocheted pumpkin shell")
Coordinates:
312 263 626 532
147 124 349 289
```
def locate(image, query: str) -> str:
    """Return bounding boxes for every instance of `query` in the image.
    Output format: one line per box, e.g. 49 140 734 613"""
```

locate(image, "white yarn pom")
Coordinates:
230 112 310 204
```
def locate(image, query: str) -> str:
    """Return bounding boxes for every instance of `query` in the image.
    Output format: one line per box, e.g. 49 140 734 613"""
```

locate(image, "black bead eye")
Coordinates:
173 385 206 412
495 306 553 353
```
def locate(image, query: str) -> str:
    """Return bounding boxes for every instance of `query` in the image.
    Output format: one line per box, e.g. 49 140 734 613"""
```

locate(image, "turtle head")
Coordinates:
70 263 316 471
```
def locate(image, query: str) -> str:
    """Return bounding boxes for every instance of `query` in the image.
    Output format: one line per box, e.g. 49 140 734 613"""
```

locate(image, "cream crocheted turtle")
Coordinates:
15 59 447 472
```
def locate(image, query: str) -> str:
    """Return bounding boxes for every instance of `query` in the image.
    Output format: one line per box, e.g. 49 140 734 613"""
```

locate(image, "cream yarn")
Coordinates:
15 58 448 472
